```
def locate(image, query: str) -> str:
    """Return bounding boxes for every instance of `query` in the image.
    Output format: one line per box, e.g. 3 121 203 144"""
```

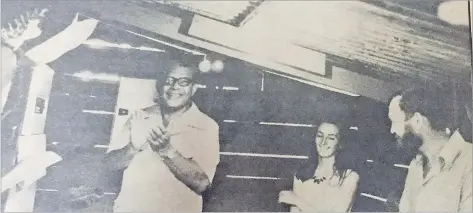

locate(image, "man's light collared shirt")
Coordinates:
108 103 220 212
399 131 472 212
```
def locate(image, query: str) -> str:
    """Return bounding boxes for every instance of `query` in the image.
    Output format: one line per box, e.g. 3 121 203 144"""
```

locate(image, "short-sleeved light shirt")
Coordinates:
399 131 472 212
108 103 220 212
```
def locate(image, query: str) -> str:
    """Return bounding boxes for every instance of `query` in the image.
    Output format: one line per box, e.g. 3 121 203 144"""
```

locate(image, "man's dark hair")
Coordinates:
389 84 453 132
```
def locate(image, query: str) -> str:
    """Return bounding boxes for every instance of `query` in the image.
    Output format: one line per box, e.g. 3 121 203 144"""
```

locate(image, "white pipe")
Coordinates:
226 175 281 180
79 14 206 56
360 193 387 202
220 151 308 159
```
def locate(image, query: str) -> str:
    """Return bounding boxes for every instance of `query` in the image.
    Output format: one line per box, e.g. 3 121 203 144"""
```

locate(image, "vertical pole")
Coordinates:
4 64 55 212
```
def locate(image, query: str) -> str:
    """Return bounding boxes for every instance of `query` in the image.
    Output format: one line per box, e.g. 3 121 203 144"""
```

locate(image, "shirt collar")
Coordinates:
413 130 466 170
163 102 208 134
438 130 466 169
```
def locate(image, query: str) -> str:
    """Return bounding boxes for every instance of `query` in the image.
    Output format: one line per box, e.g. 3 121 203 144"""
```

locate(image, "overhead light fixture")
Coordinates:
437 1 469 26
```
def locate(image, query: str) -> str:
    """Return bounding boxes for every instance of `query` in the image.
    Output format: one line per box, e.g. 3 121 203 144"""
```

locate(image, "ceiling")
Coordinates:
3 0 471 101
152 0 472 84
368 0 441 16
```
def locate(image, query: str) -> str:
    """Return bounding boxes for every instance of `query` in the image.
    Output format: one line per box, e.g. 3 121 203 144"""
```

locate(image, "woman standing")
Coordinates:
278 118 360 212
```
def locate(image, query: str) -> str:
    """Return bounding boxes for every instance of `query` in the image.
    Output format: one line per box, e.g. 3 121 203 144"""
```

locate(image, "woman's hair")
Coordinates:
295 116 357 185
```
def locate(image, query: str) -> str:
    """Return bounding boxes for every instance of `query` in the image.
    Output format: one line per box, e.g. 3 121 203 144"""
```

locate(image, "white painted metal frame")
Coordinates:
3 65 55 212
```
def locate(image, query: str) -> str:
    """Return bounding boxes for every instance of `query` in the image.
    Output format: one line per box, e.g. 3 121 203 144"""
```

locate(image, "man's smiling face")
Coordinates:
160 65 197 110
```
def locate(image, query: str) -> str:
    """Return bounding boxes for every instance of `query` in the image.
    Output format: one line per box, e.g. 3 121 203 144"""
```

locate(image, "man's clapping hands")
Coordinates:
129 110 173 154
146 125 171 153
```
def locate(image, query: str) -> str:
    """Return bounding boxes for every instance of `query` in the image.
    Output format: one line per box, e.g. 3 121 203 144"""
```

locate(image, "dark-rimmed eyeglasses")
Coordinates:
164 77 194 87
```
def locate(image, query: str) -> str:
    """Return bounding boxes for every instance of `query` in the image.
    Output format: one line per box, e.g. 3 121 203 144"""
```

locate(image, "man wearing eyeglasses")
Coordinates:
104 60 220 212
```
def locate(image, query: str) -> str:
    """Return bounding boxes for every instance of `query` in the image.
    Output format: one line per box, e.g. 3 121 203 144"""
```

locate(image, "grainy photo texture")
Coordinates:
1 1 472 212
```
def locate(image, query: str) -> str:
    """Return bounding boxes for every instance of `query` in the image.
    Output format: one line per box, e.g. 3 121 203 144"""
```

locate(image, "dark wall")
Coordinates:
1 8 415 212
351 96 415 212
27 18 362 212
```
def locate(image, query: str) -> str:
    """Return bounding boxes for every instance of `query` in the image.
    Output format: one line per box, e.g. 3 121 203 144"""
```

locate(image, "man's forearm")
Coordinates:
103 143 136 171
159 146 210 194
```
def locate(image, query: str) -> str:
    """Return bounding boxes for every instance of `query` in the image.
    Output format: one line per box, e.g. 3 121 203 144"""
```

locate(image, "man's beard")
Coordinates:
396 125 423 155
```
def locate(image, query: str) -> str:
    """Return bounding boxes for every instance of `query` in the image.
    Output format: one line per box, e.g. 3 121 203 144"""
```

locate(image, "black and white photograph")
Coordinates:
1 0 472 212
